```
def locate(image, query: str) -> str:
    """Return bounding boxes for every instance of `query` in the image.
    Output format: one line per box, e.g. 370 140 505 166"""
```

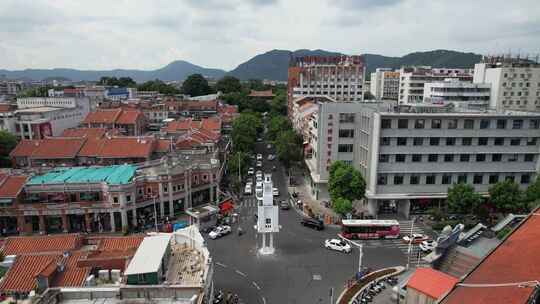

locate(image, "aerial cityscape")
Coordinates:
0 1 539 304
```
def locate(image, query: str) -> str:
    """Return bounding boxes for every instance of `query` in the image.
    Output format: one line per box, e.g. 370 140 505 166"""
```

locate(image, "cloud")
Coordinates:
0 0 538 71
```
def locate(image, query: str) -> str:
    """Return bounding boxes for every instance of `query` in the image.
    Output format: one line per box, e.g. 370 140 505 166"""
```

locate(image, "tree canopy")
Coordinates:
525 177 540 204
97 76 136 87
0 131 17 167
270 89 287 116
332 197 353 216
181 74 213 97
446 183 483 214
137 79 180 95
231 113 262 153
267 115 290 142
489 179 524 213
215 76 242 94
328 161 366 203
275 130 303 168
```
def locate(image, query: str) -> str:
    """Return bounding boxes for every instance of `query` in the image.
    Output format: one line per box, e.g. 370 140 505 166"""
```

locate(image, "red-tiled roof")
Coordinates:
50 251 90 288
0 175 27 198
407 268 458 300
116 109 144 125
0 103 16 113
96 235 144 251
2 234 82 255
77 137 102 157
441 211 540 304
249 90 274 97
83 108 122 124
201 117 221 132
156 139 172 153
10 138 86 159
96 137 155 159
60 127 108 139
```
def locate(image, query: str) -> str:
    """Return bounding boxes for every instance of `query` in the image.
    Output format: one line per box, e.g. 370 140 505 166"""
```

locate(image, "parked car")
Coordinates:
209 225 232 239
256 161 263 167
272 187 279 196
256 154 263 160
266 143 272 149
267 154 276 161
402 233 429 244
279 200 290 210
420 240 437 252
244 184 252 195
325 238 351 253
301 218 324 230
257 138 262 142
256 171 263 179
247 167 255 175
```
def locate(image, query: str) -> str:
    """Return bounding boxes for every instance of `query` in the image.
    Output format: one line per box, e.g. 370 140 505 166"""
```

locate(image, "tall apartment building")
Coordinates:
399 67 473 104
287 55 366 119
370 68 400 100
0 81 21 96
473 56 540 112
423 78 491 109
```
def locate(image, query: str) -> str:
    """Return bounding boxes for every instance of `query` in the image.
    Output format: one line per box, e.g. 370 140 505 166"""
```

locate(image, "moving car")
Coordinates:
272 187 279 196
256 171 263 180
267 154 276 161
419 240 437 252
247 167 255 175
279 200 290 210
256 161 263 167
300 218 324 230
257 138 262 142
244 184 252 195
325 238 351 253
256 154 263 160
402 233 429 244
209 225 232 239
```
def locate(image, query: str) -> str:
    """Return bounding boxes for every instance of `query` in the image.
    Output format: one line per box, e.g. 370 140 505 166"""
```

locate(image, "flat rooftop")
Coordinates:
15 106 66 113
27 165 137 185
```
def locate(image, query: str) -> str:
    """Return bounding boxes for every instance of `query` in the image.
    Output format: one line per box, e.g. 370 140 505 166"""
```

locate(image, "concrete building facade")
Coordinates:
370 68 400 100
423 78 491 109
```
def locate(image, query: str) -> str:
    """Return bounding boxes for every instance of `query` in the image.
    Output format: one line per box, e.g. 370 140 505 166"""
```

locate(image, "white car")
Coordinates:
256 171 262 179
419 240 437 252
256 161 263 167
266 144 272 149
267 154 276 161
244 184 252 195
272 187 279 196
402 233 429 244
247 167 255 175
325 239 351 253
257 138 262 142
256 154 263 160
209 225 232 239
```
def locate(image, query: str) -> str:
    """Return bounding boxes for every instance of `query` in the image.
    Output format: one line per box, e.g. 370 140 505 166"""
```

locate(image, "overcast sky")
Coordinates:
1 0 539 71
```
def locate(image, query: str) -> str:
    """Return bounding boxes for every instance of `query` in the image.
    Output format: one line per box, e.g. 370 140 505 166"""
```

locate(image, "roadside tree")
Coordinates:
328 161 366 203
446 183 483 214
489 179 524 213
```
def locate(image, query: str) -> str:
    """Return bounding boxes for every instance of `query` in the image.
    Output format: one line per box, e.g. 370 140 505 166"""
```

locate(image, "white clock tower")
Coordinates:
256 173 280 255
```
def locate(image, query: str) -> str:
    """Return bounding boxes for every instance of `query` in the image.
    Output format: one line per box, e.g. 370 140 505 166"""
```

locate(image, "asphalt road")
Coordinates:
206 139 407 304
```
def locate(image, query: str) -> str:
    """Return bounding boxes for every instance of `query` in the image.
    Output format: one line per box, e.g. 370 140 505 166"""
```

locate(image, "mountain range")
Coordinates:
0 49 482 82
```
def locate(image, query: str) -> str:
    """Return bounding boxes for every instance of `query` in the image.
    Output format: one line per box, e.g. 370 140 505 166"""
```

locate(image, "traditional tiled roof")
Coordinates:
441 210 540 304
0 175 27 198
116 109 144 124
156 139 172 153
96 235 145 251
96 137 155 159
9 138 86 159
2 234 82 255
83 108 122 124
0 103 16 113
60 127 108 139
201 117 221 132
248 90 274 97
407 268 458 300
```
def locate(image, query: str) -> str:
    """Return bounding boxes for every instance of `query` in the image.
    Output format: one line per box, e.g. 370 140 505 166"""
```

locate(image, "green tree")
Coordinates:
0 130 17 167
446 183 483 214
489 179 524 213
267 116 290 141
215 76 242 94
181 74 213 97
525 177 540 203
138 79 180 95
97 76 136 87
231 113 262 153
270 89 287 116
245 79 265 91
328 161 366 202
228 151 249 181
275 130 303 168
332 197 353 216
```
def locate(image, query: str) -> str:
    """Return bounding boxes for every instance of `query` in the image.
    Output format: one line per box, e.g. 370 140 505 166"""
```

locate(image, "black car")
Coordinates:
300 218 324 230
279 200 290 210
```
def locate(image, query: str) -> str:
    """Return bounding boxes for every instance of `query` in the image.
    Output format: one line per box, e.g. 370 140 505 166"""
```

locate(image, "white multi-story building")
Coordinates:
0 81 21 96
473 56 540 112
370 68 400 100
399 67 473 104
423 78 491 109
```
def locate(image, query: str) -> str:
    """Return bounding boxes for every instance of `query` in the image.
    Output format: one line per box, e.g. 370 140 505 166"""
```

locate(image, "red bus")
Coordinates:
340 219 400 240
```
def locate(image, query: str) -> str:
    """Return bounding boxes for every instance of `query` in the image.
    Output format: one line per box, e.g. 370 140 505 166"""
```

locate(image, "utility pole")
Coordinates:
153 196 158 232
358 243 363 273
237 152 241 184
406 217 414 270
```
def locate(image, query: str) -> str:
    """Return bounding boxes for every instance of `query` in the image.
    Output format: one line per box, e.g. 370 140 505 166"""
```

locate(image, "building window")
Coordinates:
379 155 389 162
446 138 456 146
414 119 425 129
480 119 490 129
464 119 474 129
381 119 392 129
338 144 354 152
489 174 499 184
476 154 486 162
410 175 420 185
530 119 540 129
521 174 531 184
525 154 534 162
394 175 404 185
444 154 454 162
412 154 422 162
462 137 472 146
339 113 355 123
381 137 391 145
398 119 408 129
478 137 488 146
428 154 438 162
508 154 518 162
513 119 523 129
460 154 470 162
126 195 132 202
377 175 387 185
497 119 507 129
426 175 436 185
431 119 441 129
447 119 458 129
163 186 168 193
339 129 355 138
510 138 521 146
494 138 504 146
473 175 484 184
430 138 440 146
506 175 515 182
113 197 119 203
458 174 468 184
413 137 424 146
442 174 452 185
396 154 406 162
397 137 407 146
527 138 537 146
492 154 502 162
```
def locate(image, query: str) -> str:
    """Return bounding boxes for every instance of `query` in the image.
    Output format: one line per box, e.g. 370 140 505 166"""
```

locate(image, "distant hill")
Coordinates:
0 60 226 82
0 49 482 82
229 49 482 81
